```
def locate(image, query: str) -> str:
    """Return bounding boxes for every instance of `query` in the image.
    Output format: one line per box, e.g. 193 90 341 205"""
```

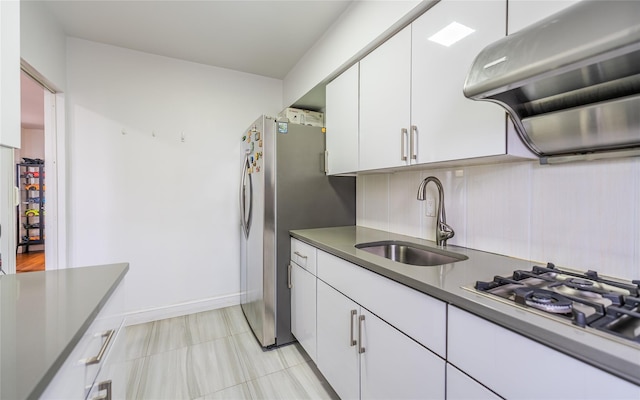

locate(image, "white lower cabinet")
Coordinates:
448 306 640 400
317 280 360 400
290 260 317 362
317 279 445 400
446 363 501 400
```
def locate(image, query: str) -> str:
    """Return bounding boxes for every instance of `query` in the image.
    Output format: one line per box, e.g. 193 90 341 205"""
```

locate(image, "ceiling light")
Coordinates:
428 22 475 47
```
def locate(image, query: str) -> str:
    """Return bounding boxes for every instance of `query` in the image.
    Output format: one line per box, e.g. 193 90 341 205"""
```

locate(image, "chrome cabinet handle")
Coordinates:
324 150 329 174
91 380 112 400
84 329 115 365
294 251 308 259
401 128 408 161
287 263 292 289
358 315 366 354
411 125 418 160
349 310 357 347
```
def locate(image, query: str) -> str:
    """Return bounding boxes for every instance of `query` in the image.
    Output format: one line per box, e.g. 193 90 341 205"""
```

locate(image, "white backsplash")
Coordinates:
357 157 640 280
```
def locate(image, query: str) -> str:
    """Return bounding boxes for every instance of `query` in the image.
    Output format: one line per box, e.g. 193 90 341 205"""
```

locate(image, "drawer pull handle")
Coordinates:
294 251 308 259
349 310 357 347
85 329 115 365
358 315 366 354
91 380 112 400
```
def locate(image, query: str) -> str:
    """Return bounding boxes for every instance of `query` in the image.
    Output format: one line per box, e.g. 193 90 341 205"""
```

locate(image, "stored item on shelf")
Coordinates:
25 209 40 217
278 108 304 124
277 108 324 127
25 184 45 191
22 171 40 179
22 157 44 164
301 110 324 127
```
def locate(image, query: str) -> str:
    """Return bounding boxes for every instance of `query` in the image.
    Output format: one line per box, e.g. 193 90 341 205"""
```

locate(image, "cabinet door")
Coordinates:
448 306 640 399
326 63 359 175
446 364 500 400
360 308 445 400
508 0 581 34
290 261 317 362
411 0 506 164
359 26 411 171
317 280 360 400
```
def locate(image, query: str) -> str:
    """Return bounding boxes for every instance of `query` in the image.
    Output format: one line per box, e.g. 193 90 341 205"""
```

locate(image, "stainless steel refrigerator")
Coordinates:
239 115 355 348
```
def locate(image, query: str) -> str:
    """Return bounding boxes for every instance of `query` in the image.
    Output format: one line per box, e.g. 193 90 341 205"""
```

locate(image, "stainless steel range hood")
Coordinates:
464 0 640 164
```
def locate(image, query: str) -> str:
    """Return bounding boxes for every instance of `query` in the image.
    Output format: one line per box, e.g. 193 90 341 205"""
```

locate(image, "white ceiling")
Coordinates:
42 0 353 80
22 1 353 129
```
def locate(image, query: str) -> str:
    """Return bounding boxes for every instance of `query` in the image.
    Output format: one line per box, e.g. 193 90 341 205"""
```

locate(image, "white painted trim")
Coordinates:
44 91 58 269
123 293 241 326
54 93 67 269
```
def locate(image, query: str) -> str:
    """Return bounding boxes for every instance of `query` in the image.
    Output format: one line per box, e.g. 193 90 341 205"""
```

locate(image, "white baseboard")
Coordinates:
123 293 241 326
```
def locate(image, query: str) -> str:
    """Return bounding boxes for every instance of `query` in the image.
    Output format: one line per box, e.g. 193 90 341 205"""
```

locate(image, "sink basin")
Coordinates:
355 240 468 267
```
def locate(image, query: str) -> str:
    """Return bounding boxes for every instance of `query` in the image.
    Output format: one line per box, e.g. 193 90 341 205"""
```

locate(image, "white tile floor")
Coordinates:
126 305 339 400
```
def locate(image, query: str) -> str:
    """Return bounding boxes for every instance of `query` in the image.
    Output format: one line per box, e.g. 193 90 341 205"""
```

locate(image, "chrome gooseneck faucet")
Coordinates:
417 176 455 246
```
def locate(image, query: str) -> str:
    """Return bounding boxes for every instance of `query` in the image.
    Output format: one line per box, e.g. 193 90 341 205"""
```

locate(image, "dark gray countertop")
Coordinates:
290 226 640 386
0 263 129 400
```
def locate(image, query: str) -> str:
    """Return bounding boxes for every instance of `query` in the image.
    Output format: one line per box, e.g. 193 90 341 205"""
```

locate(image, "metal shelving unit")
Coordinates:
16 161 45 253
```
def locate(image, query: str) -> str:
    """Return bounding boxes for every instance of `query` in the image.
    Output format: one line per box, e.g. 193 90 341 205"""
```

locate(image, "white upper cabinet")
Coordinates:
0 0 21 148
326 63 359 175
328 0 536 173
508 0 581 34
411 0 507 164
359 26 412 171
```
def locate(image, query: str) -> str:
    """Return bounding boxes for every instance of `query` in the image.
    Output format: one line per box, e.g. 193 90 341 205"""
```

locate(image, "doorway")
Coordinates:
16 70 46 272
13 64 65 273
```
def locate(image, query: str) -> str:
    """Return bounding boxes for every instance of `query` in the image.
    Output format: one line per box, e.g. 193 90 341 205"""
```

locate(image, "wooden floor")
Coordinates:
16 251 45 273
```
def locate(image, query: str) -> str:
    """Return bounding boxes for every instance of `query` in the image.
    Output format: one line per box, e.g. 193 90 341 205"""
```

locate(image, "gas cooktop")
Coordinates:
473 263 640 346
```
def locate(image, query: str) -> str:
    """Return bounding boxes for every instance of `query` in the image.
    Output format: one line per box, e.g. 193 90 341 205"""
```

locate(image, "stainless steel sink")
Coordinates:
355 240 468 267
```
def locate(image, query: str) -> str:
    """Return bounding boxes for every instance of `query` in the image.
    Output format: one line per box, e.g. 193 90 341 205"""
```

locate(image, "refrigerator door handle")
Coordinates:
240 154 253 238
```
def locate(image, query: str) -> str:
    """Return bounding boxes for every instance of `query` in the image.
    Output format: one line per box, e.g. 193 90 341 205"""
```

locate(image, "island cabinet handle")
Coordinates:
294 251 307 259
90 380 112 400
358 315 366 354
349 310 357 346
84 329 115 365
287 263 292 289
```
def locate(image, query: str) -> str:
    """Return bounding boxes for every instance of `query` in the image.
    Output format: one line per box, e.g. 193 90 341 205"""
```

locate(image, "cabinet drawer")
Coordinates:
42 284 125 399
290 238 317 275
448 306 640 399
317 250 446 358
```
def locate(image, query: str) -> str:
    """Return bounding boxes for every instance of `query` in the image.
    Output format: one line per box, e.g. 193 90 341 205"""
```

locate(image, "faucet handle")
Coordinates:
438 222 455 242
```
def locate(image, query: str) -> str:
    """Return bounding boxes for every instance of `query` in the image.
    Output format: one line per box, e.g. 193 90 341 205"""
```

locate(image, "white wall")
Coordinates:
15 128 44 161
20 0 66 90
283 0 429 107
66 38 283 318
357 157 640 280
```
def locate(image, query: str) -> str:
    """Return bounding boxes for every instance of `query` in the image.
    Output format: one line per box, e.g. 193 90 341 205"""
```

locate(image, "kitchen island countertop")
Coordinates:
0 263 128 400
290 226 640 386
